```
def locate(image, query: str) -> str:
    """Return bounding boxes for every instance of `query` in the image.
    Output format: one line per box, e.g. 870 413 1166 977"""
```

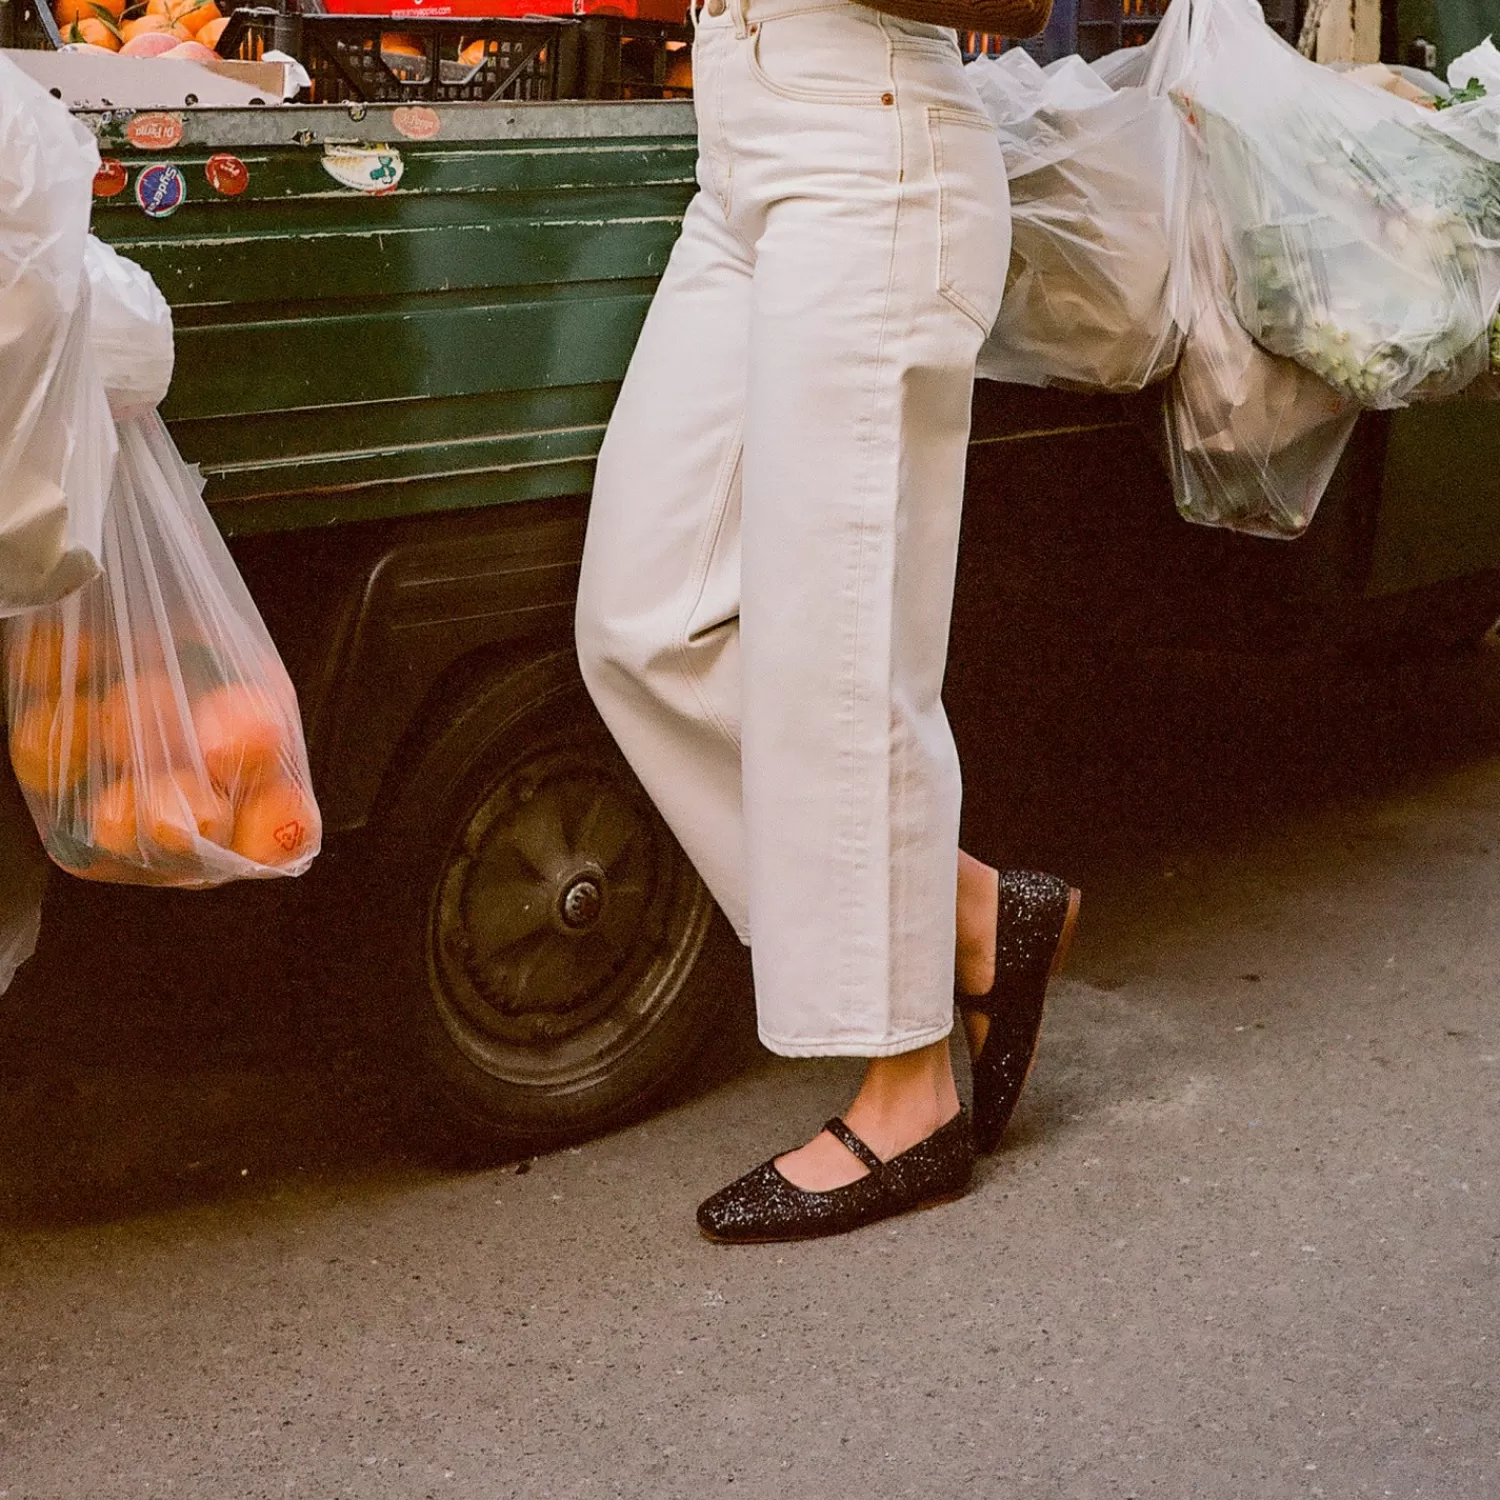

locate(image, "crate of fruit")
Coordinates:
26 0 233 56
214 9 570 100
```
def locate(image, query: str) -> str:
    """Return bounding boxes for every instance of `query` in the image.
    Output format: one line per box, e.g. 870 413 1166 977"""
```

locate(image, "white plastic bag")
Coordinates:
4 411 322 888
1174 0 1500 408
0 54 114 614
1424 40 1500 164
1100 1 1360 537
85 238 174 419
969 50 1186 392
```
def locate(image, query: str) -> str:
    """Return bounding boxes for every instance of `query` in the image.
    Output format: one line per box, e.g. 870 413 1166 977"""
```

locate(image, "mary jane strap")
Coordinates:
822 1116 884 1173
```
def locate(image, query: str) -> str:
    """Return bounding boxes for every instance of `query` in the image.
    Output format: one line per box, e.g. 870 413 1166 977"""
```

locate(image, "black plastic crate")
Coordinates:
8 0 65 48
572 14 692 99
216 10 572 102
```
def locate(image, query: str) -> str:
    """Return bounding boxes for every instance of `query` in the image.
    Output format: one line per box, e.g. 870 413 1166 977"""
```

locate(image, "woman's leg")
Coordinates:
775 852 997 1192
575 187 754 938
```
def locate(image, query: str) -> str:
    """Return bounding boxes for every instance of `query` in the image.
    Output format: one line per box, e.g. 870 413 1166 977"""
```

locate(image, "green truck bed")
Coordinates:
89 101 698 537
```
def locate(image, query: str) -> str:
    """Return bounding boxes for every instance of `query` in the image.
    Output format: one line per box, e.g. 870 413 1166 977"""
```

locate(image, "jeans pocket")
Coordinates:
749 8 891 105
927 106 1010 335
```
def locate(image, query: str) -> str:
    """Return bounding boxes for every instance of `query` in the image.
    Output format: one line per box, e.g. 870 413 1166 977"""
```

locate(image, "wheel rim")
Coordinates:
428 737 713 1091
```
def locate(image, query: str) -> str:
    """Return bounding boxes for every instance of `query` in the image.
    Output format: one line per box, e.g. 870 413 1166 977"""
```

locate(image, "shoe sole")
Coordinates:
698 1187 971 1245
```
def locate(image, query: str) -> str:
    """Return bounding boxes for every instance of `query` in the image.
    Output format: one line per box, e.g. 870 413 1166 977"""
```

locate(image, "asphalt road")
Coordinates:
1 634 1498 1500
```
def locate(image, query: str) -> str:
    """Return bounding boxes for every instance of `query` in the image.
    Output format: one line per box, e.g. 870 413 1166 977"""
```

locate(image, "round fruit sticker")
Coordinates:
204 153 249 197
136 163 187 219
93 159 129 199
125 112 185 151
392 105 441 141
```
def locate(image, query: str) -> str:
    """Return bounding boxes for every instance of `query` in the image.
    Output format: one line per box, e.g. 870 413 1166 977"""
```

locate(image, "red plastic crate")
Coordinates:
321 0 688 19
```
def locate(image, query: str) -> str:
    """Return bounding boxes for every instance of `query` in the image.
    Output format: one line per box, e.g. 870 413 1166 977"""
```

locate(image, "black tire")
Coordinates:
374 649 738 1161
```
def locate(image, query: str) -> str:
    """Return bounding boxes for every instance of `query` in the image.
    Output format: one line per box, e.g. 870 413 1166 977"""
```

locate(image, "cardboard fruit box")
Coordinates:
4 46 290 107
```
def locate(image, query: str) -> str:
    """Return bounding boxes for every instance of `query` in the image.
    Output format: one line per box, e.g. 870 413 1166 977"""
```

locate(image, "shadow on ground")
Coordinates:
2 610 1498 1230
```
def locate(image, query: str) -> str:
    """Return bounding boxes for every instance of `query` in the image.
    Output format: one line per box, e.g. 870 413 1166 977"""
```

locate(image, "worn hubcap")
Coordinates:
428 740 711 1086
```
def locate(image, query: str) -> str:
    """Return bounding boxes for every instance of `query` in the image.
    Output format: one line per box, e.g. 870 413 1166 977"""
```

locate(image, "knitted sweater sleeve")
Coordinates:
869 0 1054 38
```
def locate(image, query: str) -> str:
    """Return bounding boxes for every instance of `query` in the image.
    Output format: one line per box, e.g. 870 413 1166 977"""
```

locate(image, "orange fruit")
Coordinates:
90 771 233 863
196 14 226 46
10 697 94 798
90 775 140 861
139 771 233 856
55 0 124 25
174 0 218 31
97 673 191 769
119 12 172 39
6 619 100 702
457 38 486 67
192 682 286 794
231 778 319 867
380 32 427 81
63 16 120 48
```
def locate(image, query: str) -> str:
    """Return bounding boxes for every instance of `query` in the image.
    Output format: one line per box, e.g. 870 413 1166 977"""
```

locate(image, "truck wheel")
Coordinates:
376 650 737 1161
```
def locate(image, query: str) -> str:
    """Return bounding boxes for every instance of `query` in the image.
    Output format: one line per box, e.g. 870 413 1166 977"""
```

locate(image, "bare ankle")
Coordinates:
843 1041 960 1159
956 853 999 997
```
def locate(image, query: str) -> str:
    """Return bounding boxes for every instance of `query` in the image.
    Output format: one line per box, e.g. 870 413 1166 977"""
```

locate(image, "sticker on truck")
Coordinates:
321 145 404 195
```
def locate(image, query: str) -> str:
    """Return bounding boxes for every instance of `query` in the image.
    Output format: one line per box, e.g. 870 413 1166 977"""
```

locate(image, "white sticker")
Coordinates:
321 144 404 195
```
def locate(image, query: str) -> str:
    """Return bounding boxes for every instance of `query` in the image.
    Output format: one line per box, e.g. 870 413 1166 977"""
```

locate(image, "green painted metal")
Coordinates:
85 101 698 537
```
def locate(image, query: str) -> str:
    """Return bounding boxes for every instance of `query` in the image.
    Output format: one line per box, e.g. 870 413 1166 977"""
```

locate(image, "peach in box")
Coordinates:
163 38 219 61
120 30 180 55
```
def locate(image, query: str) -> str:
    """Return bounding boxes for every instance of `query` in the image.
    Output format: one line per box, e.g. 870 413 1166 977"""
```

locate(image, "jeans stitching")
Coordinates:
748 16 888 104
930 106 1003 333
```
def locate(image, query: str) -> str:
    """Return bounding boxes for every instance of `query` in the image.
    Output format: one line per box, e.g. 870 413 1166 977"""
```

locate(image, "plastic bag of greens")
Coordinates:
4 410 322 887
969 49 1187 393
1173 0 1500 408
0 56 114 615
1165 189 1359 537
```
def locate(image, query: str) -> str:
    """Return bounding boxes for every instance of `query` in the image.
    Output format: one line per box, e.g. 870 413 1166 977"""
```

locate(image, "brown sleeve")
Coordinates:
864 0 1055 40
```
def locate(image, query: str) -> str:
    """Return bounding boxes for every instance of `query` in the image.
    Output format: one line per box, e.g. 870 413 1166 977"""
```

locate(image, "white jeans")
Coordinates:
575 0 1010 1057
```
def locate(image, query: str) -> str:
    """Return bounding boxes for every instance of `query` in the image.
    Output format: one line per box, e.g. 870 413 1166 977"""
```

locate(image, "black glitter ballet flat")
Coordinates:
962 870 1080 1155
696 1109 974 1244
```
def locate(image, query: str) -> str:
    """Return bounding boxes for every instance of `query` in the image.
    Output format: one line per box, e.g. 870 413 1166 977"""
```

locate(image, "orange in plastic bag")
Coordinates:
3 411 321 887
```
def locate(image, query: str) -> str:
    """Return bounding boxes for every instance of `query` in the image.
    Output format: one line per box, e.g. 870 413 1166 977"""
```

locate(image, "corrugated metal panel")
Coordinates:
86 101 698 536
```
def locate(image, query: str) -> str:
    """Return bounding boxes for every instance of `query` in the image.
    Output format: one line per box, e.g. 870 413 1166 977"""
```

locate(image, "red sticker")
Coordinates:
125 112 185 151
204 153 249 197
392 105 441 141
93 159 128 198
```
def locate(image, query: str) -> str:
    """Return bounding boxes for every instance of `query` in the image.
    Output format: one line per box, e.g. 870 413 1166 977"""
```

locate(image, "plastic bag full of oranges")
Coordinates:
4 410 321 887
